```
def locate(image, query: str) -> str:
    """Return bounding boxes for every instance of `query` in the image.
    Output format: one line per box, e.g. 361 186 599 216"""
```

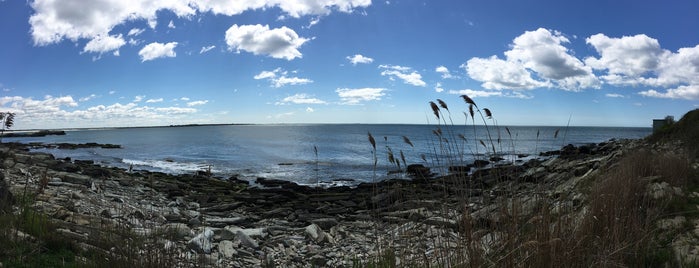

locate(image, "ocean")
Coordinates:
7 124 651 186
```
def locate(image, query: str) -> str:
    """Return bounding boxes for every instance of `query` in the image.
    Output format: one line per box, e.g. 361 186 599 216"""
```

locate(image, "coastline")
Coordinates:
1 136 697 266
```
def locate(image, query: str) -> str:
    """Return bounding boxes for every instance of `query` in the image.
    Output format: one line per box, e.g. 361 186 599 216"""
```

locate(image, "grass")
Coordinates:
361 97 699 267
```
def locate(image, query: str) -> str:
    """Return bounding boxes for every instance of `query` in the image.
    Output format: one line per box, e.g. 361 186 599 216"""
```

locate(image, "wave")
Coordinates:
122 158 219 174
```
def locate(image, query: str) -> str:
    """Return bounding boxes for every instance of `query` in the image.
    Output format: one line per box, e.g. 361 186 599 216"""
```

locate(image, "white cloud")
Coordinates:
447 89 532 99
585 34 699 100
639 85 699 100
167 20 176 29
304 17 321 29
306 107 314 112
108 90 116 95
505 28 599 91
605 93 625 98
180 97 190 101
336 87 387 104
29 0 195 46
79 94 97 102
464 28 598 91
464 56 549 90
199 45 216 54
0 95 200 129
585 33 666 85
187 100 209 106
434 82 444 93
254 68 313 88
146 98 164 103
379 65 426 87
28 0 370 61
193 0 371 18
127 28 145 36
347 54 374 65
133 95 145 102
82 34 125 55
276 94 326 105
139 42 178 62
435 66 454 79
225 24 309 60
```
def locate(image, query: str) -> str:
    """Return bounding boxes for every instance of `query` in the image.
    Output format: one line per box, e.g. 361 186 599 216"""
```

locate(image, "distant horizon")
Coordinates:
8 122 655 132
2 1 698 129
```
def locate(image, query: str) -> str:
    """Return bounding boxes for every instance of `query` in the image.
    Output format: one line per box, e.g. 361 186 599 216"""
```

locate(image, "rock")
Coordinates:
312 218 339 230
205 216 247 227
236 230 260 249
188 228 214 253
305 223 333 244
406 164 431 178
473 159 490 168
218 240 237 258
163 223 192 239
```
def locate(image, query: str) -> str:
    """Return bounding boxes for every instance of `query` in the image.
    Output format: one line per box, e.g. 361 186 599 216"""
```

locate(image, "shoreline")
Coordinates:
1 137 694 266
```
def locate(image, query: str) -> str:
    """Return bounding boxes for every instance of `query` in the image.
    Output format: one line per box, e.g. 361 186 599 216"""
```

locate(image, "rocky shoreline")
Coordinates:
0 138 695 267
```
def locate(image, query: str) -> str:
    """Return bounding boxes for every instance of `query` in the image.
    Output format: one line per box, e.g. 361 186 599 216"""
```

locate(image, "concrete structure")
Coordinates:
653 116 674 132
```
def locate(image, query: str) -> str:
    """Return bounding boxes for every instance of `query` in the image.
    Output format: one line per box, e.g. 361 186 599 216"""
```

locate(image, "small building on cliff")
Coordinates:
653 116 674 132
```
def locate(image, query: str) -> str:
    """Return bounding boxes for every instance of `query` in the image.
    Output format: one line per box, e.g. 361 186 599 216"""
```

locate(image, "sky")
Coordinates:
1 0 699 129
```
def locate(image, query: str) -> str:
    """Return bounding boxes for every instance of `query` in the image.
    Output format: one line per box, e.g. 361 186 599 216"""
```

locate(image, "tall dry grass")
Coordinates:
363 96 696 267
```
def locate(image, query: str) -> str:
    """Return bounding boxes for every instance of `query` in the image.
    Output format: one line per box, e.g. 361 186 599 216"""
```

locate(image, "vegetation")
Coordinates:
0 112 15 143
1 101 698 267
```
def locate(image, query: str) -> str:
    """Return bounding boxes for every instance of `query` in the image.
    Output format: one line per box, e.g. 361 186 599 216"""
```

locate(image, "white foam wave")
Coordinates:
122 158 218 174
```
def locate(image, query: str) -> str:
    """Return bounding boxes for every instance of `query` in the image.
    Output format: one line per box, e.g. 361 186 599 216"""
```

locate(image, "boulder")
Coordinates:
188 228 214 253
305 223 334 244
218 240 237 258
406 164 431 178
236 230 259 249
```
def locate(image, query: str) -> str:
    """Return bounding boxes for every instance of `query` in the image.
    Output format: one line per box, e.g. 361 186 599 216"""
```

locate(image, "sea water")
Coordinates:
7 124 651 186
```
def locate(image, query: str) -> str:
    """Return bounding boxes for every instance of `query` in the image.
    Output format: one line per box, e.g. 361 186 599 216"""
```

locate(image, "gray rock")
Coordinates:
305 223 334 244
205 216 247 227
218 240 237 258
236 230 259 249
163 223 192 239
311 218 339 230
188 228 214 253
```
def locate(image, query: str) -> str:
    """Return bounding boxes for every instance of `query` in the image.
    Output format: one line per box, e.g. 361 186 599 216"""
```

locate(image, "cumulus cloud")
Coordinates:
306 107 314 112
146 98 164 103
29 0 195 46
276 94 326 105
0 95 199 128
639 85 699 100
187 100 209 106
139 42 178 62
28 0 369 55
464 56 548 90
435 66 454 79
253 68 313 88
199 45 216 54
0 95 198 129
464 28 598 91
585 34 699 99
347 54 374 65
336 87 387 104
225 24 309 60
379 65 426 87
585 34 666 85
167 20 176 29
82 34 125 56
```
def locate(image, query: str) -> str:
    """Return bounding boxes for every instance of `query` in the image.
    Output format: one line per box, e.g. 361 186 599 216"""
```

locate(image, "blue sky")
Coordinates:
1 0 698 129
